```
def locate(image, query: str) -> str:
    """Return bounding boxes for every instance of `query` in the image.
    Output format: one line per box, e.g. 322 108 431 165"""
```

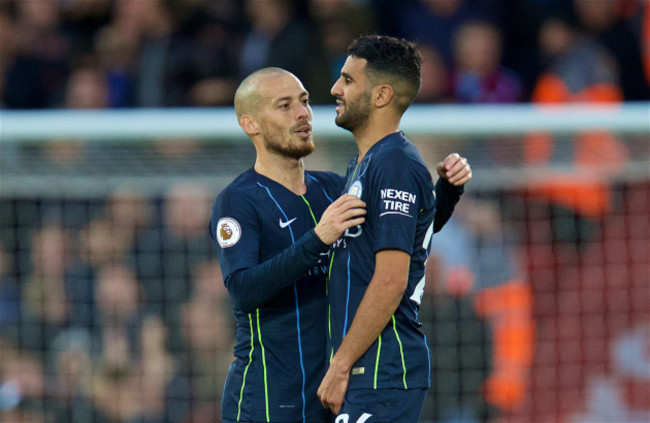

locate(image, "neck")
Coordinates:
254 153 306 195
353 112 400 161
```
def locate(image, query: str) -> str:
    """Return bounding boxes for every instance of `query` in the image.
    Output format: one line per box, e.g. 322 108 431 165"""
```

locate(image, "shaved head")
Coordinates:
233 67 314 160
234 67 295 120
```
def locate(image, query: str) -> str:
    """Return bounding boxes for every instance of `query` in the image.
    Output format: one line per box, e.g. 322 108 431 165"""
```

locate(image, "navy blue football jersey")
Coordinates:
327 132 436 391
210 168 343 423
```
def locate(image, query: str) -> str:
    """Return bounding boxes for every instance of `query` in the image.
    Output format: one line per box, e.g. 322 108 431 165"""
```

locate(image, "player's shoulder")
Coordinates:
214 168 261 210
373 132 414 157
373 133 428 169
217 168 258 197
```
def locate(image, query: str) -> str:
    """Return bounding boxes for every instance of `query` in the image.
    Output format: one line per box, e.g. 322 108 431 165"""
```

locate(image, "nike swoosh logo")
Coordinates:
279 217 297 228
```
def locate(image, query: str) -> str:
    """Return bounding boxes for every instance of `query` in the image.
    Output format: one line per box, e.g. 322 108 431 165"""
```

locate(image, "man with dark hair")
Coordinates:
317 35 471 422
211 64 469 423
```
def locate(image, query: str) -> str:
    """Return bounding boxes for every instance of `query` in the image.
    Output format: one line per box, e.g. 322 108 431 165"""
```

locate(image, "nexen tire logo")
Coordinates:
380 188 416 217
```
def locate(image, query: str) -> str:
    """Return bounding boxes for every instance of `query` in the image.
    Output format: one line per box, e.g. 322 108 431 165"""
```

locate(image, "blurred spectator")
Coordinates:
93 21 138 108
572 0 650 100
93 264 142 362
113 0 174 107
495 0 549 101
91 307 183 422
78 218 134 269
70 216 135 327
309 0 377 86
525 14 630 247
33 63 110 167
239 0 331 102
21 225 73 353
91 357 142 422
420 221 493 423
1 0 70 109
175 260 232 423
416 44 452 103
448 20 523 103
315 13 358 87
158 2 241 107
122 0 241 107
427 197 535 420
65 64 109 109
0 340 48 421
87 265 180 419
49 329 96 423
0 10 17 108
379 0 500 66
103 188 154 268
136 184 215 354
105 189 154 241
137 315 177 422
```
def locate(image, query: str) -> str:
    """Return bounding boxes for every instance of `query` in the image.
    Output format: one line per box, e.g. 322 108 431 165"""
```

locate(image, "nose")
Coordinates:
331 79 342 98
296 101 310 120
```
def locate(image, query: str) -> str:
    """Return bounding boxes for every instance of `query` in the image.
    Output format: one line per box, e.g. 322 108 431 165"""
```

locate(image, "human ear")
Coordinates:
240 115 260 136
374 85 394 108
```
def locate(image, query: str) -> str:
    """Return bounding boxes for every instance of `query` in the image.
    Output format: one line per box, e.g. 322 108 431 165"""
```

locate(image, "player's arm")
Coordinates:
434 153 471 232
225 230 328 313
216 195 366 313
317 249 409 414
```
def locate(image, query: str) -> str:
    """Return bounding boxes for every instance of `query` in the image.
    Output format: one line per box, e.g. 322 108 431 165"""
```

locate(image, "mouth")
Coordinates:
294 125 312 139
335 99 344 113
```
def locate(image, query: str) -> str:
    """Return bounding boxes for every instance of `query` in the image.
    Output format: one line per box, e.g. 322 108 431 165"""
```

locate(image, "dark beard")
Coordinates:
334 91 371 132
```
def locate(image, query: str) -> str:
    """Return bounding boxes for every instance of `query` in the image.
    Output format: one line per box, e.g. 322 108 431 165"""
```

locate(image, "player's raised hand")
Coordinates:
436 153 472 186
315 194 366 245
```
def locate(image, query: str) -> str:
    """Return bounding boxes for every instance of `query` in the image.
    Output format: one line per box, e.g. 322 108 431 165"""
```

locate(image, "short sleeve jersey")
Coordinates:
210 168 343 422
327 132 436 391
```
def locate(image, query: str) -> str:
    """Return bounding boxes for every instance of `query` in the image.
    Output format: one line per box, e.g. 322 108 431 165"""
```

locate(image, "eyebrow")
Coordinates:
274 91 310 104
341 72 353 81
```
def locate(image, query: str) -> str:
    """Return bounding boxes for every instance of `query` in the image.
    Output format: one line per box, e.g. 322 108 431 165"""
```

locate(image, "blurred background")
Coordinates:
0 0 649 422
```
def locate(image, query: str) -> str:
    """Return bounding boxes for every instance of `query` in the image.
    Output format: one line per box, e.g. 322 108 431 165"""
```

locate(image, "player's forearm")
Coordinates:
332 274 406 372
434 177 464 233
225 229 329 313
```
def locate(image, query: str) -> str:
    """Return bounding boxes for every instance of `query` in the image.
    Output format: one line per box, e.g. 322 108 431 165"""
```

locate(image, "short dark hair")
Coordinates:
347 35 422 113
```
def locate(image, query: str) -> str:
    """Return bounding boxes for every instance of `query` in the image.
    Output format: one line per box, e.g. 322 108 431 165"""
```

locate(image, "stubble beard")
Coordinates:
263 127 314 160
335 91 372 133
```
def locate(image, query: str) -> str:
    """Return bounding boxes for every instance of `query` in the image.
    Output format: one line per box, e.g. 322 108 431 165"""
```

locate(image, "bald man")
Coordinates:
210 68 366 423
209 68 468 423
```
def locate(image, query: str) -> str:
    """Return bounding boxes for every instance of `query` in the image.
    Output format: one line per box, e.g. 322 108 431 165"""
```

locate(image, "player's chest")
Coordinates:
255 191 328 250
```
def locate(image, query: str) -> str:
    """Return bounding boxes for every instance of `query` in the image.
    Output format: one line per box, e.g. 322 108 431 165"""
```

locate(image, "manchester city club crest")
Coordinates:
348 180 362 198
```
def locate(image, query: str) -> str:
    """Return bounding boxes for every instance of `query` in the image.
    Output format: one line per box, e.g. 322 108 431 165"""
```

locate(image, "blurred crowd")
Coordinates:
0 185 236 422
1 1 649 423
0 0 648 110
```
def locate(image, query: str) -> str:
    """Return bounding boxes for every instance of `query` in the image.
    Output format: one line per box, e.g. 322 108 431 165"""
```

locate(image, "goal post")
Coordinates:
0 103 648 422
